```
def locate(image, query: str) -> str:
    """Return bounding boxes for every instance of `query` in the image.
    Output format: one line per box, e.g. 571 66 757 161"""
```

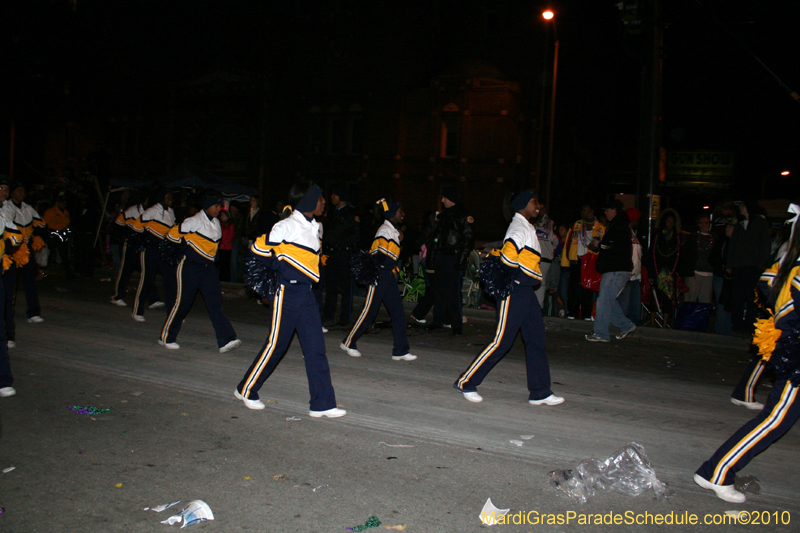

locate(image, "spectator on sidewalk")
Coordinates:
727 199 771 334
562 204 604 321
683 214 715 303
586 199 635 342
617 207 643 325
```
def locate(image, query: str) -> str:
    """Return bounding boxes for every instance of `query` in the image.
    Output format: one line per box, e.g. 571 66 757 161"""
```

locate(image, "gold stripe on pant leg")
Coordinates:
242 286 285 396
161 257 185 342
457 295 511 389
345 284 375 347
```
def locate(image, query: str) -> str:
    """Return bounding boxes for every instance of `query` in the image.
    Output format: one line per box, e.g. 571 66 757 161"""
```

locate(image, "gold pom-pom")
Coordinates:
752 314 781 362
12 243 30 267
2 254 13 272
31 235 46 251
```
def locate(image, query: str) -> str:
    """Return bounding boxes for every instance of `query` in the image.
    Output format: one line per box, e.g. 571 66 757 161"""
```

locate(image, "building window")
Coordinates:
441 115 460 158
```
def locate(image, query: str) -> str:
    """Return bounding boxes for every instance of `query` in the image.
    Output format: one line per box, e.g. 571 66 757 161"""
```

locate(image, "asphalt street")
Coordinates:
0 271 798 532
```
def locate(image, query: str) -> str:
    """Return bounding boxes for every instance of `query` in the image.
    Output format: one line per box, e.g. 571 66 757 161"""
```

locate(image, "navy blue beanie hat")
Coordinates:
202 194 224 210
296 184 323 213
511 189 537 211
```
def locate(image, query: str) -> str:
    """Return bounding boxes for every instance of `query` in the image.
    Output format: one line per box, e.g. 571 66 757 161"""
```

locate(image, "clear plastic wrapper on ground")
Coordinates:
548 442 674 504
734 474 760 494
160 500 214 528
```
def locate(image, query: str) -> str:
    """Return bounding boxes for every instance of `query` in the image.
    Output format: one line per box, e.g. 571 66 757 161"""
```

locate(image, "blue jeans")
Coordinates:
594 271 635 340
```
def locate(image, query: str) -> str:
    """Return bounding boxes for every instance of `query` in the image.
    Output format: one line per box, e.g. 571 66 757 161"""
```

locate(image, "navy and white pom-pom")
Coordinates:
127 231 148 253
244 255 280 299
350 250 381 286
159 239 185 266
479 254 515 300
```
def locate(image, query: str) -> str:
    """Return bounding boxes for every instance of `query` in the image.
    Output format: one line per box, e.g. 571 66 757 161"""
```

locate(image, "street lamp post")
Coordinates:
542 10 558 208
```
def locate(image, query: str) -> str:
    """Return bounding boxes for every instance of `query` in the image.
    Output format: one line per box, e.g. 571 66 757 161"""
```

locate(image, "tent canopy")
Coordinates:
109 164 257 198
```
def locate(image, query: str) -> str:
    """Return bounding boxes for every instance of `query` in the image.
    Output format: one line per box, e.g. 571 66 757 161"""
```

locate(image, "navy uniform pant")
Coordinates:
160 257 236 347
2 265 17 342
237 283 337 411
0 269 12 388
114 242 160 303
731 357 766 404
455 283 553 401
343 269 410 357
697 379 800 486
132 245 177 317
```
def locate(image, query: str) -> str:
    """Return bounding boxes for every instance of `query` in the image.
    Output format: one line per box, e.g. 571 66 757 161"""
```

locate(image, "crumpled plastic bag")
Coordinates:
161 500 214 528
548 442 674 504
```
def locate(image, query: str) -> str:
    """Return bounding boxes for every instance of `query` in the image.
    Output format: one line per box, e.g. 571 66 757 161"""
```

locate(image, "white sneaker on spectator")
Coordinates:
0 387 16 397
148 301 165 309
219 339 242 353
616 325 636 340
585 333 609 342
392 353 417 361
27 316 44 323
340 343 361 357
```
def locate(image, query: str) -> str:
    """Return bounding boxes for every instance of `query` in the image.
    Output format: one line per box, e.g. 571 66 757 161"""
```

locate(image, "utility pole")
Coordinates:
636 0 663 249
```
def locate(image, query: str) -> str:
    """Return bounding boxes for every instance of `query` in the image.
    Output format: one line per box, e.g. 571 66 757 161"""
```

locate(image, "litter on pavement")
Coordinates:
548 442 673 504
347 516 381 531
479 498 510 526
160 500 214 528
143 500 180 512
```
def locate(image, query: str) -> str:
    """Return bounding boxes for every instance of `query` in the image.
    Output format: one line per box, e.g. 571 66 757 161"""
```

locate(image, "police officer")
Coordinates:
159 193 241 353
322 186 360 326
131 188 177 322
426 186 474 334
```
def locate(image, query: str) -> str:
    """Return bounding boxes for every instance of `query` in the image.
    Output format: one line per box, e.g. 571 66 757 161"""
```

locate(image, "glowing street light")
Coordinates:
541 9 559 207
781 170 790 176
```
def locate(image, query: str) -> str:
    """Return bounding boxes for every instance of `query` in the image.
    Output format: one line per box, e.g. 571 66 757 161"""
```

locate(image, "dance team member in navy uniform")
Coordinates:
340 198 416 361
694 203 800 503
159 193 241 353
235 181 344 418
454 189 564 406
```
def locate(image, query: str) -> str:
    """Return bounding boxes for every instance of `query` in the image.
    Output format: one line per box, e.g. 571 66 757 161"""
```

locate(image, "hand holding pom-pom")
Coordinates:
350 250 381 286
244 255 280 300
479 253 516 300
12 243 30 267
159 239 185 266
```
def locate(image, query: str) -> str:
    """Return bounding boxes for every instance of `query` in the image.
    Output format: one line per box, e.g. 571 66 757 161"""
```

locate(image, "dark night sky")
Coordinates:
3 0 800 200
